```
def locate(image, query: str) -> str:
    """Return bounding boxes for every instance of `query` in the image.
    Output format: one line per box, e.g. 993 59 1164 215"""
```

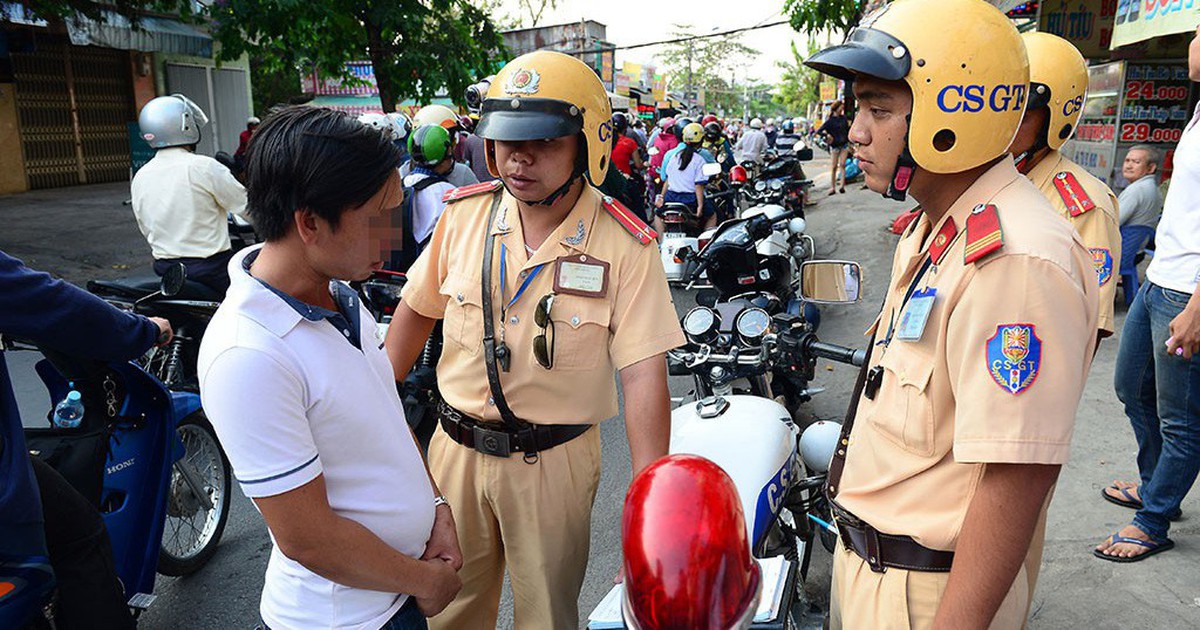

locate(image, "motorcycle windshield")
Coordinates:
706 221 752 250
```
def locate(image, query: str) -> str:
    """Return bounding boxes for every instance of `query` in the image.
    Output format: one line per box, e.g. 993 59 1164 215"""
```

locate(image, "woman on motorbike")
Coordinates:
654 122 715 236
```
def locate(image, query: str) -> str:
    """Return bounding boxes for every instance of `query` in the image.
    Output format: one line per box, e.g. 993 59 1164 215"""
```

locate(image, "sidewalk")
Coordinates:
0 181 154 284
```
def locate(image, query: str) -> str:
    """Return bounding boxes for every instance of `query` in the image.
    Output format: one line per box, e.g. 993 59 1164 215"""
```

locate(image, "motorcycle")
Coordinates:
660 163 739 285
637 261 865 627
743 148 814 216
4 267 232 627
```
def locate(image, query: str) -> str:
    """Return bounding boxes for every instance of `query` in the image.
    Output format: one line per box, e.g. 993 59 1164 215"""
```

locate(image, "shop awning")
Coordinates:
1112 4 1200 49
607 91 631 112
64 10 213 58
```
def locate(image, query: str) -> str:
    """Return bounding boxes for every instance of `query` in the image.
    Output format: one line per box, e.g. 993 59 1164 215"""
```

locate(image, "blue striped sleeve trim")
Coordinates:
237 454 320 485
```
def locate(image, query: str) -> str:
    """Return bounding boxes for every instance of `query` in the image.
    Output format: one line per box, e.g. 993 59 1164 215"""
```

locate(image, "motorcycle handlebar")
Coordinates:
806 340 867 367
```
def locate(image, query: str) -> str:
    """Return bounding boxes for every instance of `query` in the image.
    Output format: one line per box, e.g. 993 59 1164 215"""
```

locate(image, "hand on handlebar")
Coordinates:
150 317 173 347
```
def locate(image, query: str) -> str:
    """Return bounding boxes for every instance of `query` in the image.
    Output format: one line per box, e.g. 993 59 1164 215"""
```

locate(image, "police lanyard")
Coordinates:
498 242 548 344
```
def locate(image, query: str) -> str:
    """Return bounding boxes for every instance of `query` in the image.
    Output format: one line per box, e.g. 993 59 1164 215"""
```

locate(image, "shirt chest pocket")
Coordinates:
544 295 611 371
866 347 936 456
440 272 482 356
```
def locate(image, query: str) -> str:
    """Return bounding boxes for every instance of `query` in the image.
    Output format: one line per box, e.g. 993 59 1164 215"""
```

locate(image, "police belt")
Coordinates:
438 400 590 458
831 501 955 573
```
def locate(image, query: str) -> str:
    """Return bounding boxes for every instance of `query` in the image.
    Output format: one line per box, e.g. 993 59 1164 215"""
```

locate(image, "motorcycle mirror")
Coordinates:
701 162 722 178
647 147 660 156
796 147 814 162
161 263 188 298
800 260 863 304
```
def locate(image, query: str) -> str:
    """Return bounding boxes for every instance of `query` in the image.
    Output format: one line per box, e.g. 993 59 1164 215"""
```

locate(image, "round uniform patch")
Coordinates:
1089 248 1113 286
504 68 541 95
986 324 1042 395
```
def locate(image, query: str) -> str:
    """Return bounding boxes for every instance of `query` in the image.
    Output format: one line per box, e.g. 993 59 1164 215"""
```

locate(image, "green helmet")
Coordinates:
408 124 452 167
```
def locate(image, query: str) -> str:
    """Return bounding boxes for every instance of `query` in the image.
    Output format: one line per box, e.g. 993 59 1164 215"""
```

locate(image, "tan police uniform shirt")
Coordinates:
402 184 685 425
835 159 1099 552
1026 150 1121 335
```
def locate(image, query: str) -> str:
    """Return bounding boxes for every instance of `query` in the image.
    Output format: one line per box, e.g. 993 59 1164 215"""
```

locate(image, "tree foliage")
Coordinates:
206 0 506 113
783 0 862 39
5 0 192 24
773 41 821 116
657 25 759 116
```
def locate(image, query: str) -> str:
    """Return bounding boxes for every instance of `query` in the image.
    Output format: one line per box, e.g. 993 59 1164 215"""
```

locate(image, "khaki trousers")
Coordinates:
829 544 1029 629
427 425 602 630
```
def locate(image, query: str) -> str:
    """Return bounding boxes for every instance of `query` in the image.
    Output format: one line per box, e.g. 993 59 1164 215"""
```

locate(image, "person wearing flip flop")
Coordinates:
805 1 1099 627
1096 23 1200 564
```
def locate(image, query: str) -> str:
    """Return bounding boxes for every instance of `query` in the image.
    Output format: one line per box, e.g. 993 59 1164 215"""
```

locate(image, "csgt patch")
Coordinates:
937 84 1027 113
986 323 1042 395
1090 248 1113 286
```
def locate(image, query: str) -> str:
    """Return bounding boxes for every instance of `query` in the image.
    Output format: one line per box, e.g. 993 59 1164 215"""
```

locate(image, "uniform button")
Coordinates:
509 316 519 325
457 293 464 302
837 449 845 456
343 329 350 337
519 270 528 279
571 316 580 326
488 397 495 406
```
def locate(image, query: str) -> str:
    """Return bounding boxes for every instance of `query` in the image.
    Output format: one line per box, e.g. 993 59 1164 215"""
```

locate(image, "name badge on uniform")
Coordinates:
553 254 609 298
895 287 936 341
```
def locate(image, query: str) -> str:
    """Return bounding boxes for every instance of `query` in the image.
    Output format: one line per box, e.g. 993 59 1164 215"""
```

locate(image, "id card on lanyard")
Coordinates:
895 287 937 341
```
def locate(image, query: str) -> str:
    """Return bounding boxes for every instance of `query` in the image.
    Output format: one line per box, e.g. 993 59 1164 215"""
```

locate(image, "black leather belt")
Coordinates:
438 401 590 458
832 502 955 573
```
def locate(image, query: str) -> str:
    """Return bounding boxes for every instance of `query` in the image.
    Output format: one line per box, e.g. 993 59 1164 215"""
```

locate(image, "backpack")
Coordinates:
388 174 448 272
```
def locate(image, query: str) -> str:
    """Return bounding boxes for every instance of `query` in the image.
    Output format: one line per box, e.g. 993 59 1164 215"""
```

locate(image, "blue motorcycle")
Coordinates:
2 267 231 627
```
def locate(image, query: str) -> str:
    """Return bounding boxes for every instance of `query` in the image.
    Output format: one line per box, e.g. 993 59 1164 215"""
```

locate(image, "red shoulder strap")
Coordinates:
600 195 657 245
442 180 503 203
928 217 958 265
964 204 1004 264
1052 172 1096 217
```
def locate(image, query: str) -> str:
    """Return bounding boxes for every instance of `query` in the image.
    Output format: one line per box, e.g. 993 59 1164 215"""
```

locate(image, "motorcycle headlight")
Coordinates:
682 306 720 344
770 179 784 191
754 180 766 192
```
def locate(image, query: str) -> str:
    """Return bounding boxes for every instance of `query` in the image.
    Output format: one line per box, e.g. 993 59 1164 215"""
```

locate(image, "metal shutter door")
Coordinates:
212 68 250 155
164 63 215 156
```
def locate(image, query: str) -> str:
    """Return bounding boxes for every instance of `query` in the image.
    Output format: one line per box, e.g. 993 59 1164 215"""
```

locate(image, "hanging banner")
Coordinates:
1112 0 1200 48
1037 0 1117 59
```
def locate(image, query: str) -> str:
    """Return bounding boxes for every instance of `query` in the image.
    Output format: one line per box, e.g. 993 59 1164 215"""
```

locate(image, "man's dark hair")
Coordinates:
244 106 402 241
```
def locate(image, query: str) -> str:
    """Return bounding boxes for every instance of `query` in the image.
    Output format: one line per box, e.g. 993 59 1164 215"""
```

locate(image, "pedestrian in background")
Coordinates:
1117 145 1163 228
1097 24 1200 564
817 100 850 195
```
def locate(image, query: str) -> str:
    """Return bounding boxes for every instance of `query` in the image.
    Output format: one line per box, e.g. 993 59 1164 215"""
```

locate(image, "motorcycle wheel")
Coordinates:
158 411 232 576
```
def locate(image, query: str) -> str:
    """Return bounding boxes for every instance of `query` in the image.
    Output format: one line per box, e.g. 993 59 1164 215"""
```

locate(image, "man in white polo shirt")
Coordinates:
198 106 461 629
1097 24 1200 563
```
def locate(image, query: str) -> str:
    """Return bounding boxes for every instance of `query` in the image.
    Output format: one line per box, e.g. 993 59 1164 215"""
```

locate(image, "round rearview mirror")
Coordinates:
161 263 187 298
800 260 862 304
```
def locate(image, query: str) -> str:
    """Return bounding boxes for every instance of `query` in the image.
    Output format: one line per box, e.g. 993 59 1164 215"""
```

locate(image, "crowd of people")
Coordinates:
3 0 1200 628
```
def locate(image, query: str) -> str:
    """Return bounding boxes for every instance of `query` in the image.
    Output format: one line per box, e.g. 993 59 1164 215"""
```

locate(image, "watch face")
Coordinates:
735 307 771 340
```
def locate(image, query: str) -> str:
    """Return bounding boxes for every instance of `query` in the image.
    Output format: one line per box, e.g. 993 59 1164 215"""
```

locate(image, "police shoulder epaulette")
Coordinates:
963 203 1004 264
442 179 503 204
600 195 657 245
1052 171 1096 217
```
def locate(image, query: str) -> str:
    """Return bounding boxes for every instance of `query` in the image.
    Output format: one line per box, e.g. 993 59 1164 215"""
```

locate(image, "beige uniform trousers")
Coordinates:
427 425 602 630
830 545 1030 629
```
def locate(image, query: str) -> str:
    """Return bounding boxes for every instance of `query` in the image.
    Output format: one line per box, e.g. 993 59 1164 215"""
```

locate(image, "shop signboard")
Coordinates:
1119 63 1192 144
1037 0 1118 59
615 71 631 96
1063 61 1123 182
1112 0 1199 48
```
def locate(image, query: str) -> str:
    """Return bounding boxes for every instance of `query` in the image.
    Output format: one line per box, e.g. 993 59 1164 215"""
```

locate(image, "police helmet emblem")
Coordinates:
504 68 541 95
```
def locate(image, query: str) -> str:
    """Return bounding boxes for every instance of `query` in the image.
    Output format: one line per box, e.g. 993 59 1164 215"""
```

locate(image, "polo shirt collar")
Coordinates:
493 185 601 270
1025 149 1066 191
905 157 1021 265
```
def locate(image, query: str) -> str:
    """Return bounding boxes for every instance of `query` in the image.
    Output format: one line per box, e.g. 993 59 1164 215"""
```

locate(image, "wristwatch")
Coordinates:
433 495 449 508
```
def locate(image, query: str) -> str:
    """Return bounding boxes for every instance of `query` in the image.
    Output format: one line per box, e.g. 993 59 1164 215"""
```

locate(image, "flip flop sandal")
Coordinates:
1101 484 1142 509
1101 485 1183 520
1093 534 1175 563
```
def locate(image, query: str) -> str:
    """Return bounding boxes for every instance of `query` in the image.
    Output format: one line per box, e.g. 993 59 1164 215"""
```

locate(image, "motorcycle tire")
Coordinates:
158 411 232 576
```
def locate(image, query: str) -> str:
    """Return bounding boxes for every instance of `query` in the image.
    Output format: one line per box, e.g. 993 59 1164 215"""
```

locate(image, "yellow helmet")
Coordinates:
805 0 1029 174
476 50 613 187
1023 32 1088 151
681 122 704 144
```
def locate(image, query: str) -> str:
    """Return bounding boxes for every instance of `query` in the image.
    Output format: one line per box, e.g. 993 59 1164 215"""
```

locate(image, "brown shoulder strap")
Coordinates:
825 334 875 499
480 193 530 444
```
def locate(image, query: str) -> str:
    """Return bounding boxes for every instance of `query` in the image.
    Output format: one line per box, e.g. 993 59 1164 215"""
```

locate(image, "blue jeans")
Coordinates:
1113 281 1200 540
260 597 426 630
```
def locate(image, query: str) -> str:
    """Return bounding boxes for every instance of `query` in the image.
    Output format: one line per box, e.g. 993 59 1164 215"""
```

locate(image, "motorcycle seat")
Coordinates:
89 276 221 301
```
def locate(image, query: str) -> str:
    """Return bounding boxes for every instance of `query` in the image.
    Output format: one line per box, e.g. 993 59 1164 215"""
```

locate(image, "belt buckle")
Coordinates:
473 425 512 457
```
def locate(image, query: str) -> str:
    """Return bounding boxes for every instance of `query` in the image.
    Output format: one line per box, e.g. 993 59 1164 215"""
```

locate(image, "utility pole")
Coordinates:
686 44 693 113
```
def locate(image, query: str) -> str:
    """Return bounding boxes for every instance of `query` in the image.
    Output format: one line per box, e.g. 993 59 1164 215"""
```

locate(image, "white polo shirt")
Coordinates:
198 245 435 630
1147 107 1200 295
131 148 248 260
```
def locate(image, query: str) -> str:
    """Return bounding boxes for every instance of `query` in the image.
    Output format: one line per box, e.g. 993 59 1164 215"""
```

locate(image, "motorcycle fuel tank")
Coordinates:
669 395 799 550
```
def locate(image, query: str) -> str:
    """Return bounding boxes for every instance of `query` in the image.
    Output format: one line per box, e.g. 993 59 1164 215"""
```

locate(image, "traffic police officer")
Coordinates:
1009 31 1121 339
385 50 684 629
805 0 1099 627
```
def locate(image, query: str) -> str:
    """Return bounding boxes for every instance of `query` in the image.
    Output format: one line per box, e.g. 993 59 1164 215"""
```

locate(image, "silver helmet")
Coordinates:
138 94 209 149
